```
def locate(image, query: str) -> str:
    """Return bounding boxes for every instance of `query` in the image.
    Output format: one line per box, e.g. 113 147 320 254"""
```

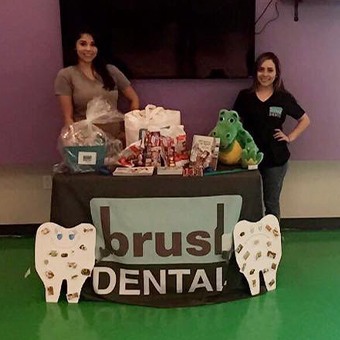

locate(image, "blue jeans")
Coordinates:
259 162 288 220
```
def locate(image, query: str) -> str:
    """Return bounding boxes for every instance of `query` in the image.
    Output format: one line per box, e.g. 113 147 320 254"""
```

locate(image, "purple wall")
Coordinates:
256 0 340 160
0 0 64 165
1 0 340 164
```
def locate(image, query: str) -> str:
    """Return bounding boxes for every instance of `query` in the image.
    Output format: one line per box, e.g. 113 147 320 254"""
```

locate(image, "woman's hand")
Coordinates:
273 113 310 143
273 129 290 143
64 118 74 129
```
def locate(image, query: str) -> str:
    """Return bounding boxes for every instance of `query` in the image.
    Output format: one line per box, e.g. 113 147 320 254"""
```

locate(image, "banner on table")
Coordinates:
82 195 250 307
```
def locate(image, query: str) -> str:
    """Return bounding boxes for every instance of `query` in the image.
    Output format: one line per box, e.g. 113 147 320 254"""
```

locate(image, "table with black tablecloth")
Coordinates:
50 170 264 307
51 170 263 226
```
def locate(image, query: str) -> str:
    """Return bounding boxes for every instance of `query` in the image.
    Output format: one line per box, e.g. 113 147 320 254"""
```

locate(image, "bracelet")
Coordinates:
287 136 291 143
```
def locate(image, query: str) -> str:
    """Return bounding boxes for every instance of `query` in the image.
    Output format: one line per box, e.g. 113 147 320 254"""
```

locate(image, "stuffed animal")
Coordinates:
210 109 263 168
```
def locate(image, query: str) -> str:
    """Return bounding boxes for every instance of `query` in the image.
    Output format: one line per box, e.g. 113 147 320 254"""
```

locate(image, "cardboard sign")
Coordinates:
35 223 96 303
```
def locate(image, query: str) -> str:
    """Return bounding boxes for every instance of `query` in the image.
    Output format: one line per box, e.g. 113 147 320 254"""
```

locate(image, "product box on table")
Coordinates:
63 145 107 173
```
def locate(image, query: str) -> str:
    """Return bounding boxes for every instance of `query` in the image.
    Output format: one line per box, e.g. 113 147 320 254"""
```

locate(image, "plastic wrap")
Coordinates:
56 97 124 173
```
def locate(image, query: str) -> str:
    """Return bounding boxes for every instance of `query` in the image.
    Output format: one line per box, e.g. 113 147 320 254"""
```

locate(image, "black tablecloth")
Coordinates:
51 170 263 227
50 170 265 307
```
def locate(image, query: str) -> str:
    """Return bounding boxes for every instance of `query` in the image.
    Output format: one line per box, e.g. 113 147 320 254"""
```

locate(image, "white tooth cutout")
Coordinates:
35 222 96 303
233 215 282 296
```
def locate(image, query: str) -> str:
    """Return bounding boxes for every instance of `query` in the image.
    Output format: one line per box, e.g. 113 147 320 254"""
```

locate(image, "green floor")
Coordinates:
1 230 340 340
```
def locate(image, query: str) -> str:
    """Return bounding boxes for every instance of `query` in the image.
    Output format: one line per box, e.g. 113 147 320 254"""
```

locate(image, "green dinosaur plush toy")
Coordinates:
210 109 263 168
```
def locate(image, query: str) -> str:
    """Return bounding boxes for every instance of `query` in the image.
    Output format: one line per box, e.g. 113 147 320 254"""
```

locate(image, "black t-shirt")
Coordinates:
233 89 305 167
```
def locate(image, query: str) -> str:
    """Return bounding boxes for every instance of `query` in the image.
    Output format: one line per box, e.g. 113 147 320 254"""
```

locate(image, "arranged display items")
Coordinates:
55 103 266 176
116 104 188 171
45 96 281 306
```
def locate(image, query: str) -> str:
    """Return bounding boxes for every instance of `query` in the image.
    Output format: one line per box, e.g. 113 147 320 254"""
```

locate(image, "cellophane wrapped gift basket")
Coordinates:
56 97 124 173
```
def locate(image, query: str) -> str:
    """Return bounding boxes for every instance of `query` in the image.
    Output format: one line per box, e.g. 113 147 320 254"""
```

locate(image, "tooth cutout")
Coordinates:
35 222 96 303
233 215 282 296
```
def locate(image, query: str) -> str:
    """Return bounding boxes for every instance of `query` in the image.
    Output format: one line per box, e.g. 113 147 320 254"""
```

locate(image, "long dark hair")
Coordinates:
251 52 285 92
66 30 115 91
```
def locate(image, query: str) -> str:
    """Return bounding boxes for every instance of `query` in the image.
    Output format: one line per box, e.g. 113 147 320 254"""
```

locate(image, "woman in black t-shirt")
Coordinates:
233 52 310 219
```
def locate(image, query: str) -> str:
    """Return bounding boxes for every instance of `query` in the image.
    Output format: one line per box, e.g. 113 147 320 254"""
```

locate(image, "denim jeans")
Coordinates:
259 162 288 220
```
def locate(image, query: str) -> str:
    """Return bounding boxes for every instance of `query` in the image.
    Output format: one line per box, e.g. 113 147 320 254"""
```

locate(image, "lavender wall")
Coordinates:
1 0 340 165
0 0 63 165
256 0 340 160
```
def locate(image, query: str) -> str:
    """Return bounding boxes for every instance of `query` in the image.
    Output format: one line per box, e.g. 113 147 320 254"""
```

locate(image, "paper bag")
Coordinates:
124 104 181 146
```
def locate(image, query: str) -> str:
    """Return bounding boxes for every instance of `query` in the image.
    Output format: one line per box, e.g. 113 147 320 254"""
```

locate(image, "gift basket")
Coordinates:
117 105 188 170
60 121 108 173
57 97 124 173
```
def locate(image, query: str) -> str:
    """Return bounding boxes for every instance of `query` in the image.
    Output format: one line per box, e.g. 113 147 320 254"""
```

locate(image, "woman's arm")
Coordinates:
122 86 140 110
287 113 310 142
274 113 311 143
57 95 74 127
